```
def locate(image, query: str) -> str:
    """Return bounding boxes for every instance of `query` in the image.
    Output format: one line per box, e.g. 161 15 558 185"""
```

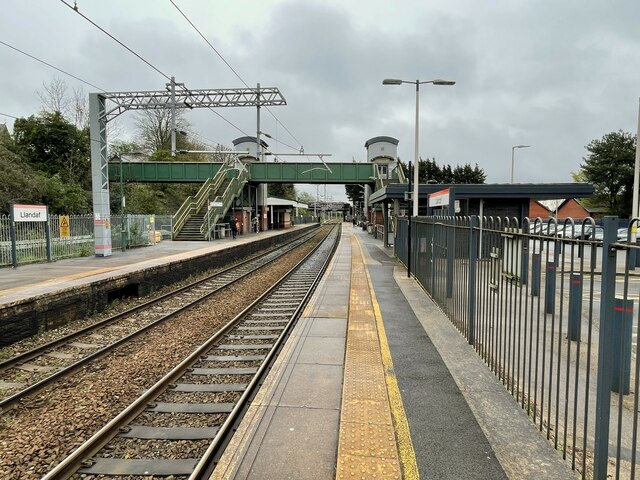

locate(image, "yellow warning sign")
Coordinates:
59 215 70 237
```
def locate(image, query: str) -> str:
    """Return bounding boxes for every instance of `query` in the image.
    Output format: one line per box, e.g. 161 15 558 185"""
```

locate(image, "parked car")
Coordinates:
557 224 587 239
590 226 604 241
617 227 631 242
530 222 548 235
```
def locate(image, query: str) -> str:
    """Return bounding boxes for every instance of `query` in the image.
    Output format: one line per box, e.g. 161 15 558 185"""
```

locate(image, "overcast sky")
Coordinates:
1 0 639 202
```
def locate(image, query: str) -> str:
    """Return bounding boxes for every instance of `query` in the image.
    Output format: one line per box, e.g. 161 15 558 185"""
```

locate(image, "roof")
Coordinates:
369 183 595 204
537 199 564 211
232 136 269 148
364 136 399 148
266 196 308 208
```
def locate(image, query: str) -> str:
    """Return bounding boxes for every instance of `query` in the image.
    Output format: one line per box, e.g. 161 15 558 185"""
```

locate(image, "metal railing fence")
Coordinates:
0 214 168 267
395 215 640 479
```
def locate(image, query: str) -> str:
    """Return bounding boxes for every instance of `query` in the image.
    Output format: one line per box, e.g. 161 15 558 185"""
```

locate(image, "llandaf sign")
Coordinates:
9 204 51 268
12 204 48 222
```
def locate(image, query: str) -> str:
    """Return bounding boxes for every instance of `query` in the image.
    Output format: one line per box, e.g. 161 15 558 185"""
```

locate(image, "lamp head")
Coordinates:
382 79 403 85
432 79 456 86
514 145 531 149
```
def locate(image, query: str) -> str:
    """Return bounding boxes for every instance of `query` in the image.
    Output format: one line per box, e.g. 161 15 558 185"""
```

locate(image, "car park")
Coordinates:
617 227 631 242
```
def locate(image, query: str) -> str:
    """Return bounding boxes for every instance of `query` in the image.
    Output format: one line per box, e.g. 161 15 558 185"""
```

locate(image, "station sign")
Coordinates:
428 188 450 208
12 204 48 222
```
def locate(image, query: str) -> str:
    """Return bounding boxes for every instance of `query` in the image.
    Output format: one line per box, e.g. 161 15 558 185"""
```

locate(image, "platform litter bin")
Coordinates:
215 224 226 239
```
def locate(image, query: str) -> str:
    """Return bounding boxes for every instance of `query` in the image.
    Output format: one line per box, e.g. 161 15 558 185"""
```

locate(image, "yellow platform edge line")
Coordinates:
353 233 419 480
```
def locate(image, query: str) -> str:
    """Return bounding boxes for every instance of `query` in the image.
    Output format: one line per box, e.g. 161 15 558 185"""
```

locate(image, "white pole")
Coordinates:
511 146 515 183
632 98 640 249
413 81 420 217
170 76 176 157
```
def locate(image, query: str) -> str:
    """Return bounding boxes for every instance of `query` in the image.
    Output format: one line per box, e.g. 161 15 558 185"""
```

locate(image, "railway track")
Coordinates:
41 223 340 479
0 227 323 411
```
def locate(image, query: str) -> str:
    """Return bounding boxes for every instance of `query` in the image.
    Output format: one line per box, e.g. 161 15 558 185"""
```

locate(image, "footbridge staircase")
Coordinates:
172 163 248 241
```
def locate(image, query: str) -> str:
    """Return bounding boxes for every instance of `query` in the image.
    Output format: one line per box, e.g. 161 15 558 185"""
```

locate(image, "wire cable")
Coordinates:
169 0 249 89
169 0 305 152
267 115 304 152
0 111 19 120
60 0 172 83
58 1 251 139
0 39 105 91
261 132 299 152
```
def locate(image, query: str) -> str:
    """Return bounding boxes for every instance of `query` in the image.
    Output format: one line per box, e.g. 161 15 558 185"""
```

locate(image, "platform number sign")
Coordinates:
59 215 70 237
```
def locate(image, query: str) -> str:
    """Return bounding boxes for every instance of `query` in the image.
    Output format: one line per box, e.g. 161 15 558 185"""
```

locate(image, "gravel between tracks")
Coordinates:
0 237 321 479
0 243 283 361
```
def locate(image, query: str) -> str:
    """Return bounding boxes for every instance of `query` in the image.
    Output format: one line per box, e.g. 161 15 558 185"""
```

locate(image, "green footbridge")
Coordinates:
109 161 399 240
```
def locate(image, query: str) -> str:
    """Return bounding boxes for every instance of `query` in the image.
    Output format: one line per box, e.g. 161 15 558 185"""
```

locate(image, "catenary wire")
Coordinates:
0 39 105 92
168 0 305 152
59 0 172 83
58 0 251 138
0 112 19 120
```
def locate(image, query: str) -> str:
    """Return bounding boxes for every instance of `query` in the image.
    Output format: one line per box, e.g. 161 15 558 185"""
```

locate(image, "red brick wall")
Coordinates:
557 199 590 219
529 200 550 219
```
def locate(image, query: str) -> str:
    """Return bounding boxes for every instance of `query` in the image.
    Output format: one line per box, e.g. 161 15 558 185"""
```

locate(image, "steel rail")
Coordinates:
192 225 341 479
41 224 337 479
0 228 322 410
0 228 317 373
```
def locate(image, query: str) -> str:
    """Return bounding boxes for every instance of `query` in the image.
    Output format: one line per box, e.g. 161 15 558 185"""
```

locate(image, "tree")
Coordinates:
37 77 69 116
12 111 90 187
136 109 190 153
580 130 636 217
417 157 486 184
0 143 90 214
0 124 11 146
0 144 35 214
297 191 316 205
452 163 486 183
268 183 297 200
345 184 364 204
37 77 89 129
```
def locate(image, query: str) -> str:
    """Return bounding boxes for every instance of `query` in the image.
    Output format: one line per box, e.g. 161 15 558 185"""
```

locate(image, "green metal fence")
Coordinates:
0 214 172 267
395 215 640 479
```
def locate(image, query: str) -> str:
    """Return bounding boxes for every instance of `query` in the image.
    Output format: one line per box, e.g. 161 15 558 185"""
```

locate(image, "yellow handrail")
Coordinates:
396 162 408 184
172 162 230 237
201 168 249 239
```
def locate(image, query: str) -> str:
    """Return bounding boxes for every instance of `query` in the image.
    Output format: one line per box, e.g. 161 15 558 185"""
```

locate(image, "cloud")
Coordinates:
1 0 640 202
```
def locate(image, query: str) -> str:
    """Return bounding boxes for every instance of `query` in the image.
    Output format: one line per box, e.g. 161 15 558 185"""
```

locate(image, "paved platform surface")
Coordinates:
0 226 309 307
212 224 578 479
0 222 580 478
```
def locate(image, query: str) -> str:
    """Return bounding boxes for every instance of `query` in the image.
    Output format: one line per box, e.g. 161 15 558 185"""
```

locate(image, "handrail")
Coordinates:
201 168 249 239
371 165 384 191
172 161 231 237
172 180 211 235
395 162 408 184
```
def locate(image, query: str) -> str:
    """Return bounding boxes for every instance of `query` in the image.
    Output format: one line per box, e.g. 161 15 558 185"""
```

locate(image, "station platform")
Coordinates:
0 226 311 307
0 223 579 478
212 224 578 480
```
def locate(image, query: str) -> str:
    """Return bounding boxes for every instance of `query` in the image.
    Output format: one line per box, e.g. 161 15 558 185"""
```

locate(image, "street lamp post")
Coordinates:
382 78 455 216
510 145 531 183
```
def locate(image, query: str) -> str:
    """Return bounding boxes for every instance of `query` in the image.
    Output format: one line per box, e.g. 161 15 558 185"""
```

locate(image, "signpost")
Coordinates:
428 188 450 208
13 204 48 222
10 204 51 267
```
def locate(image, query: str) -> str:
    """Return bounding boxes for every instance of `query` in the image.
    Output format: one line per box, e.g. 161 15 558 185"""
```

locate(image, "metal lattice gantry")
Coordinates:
89 84 286 257
102 86 287 121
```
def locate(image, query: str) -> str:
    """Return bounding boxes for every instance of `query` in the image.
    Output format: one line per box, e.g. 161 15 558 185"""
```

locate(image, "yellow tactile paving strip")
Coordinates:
336 234 418 480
